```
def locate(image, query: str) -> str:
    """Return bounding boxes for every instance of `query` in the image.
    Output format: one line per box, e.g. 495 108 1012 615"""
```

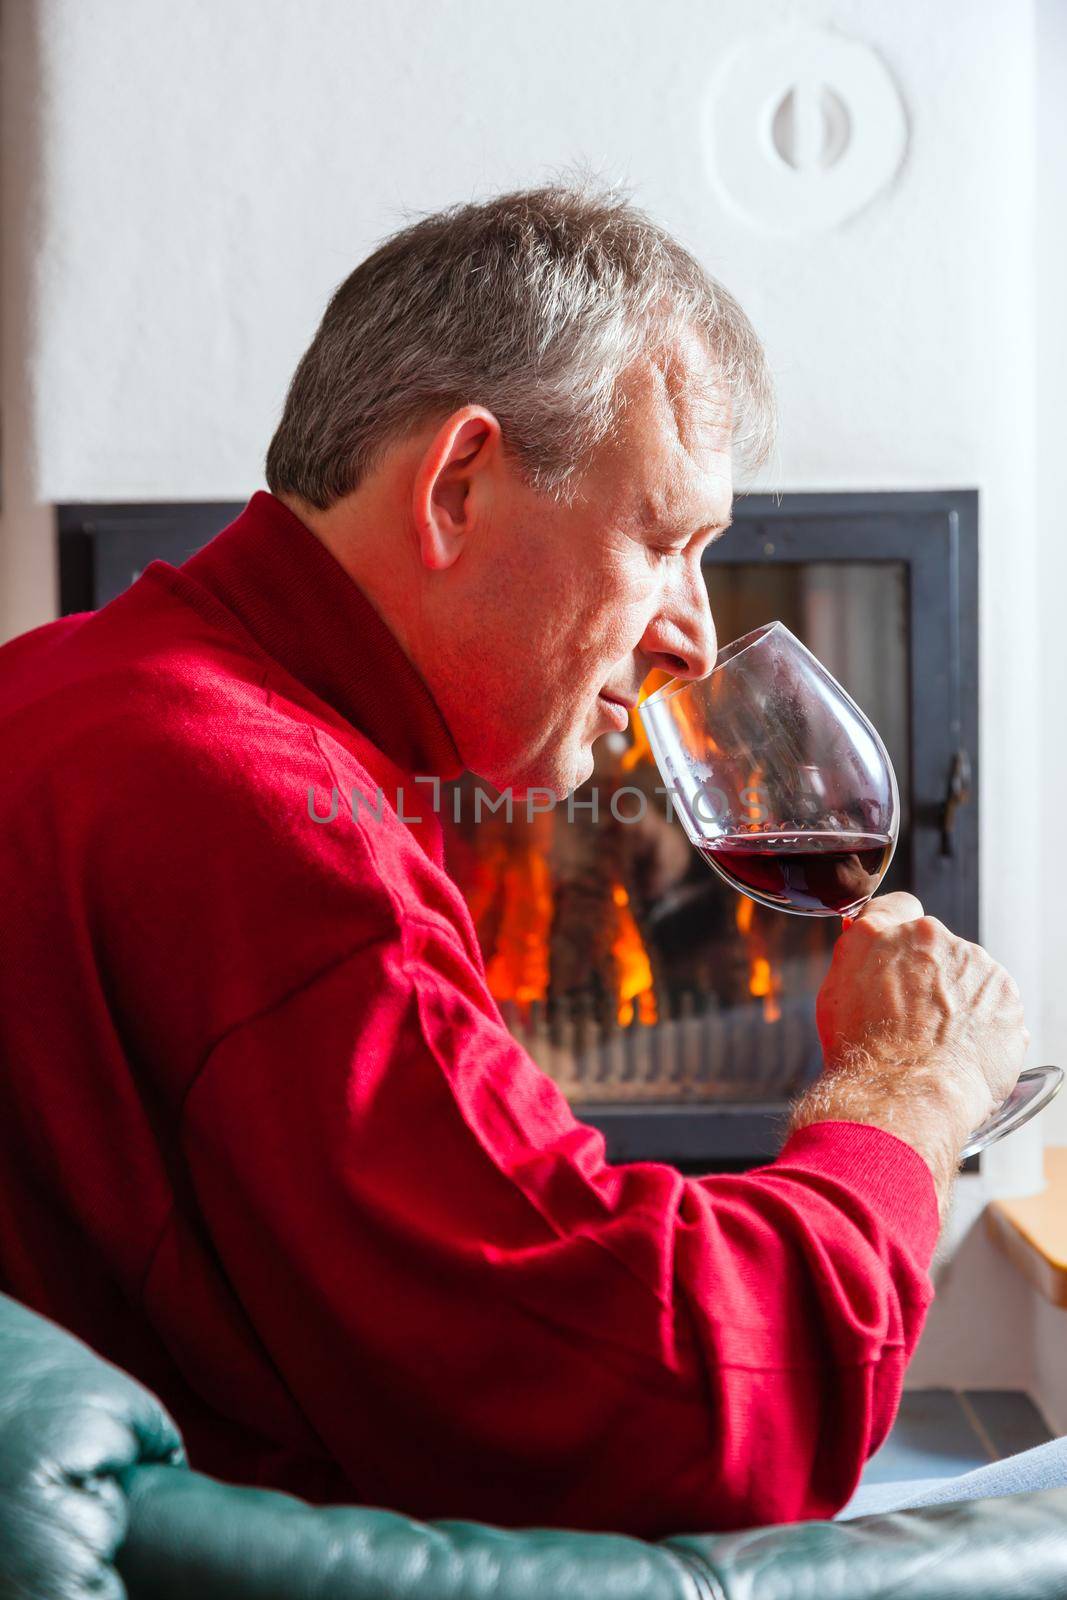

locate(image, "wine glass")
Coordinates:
638 621 1061 1158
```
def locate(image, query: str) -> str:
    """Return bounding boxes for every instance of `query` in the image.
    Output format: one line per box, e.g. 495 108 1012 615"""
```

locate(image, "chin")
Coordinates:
506 769 586 803
469 727 593 802
506 749 592 802
571 748 596 791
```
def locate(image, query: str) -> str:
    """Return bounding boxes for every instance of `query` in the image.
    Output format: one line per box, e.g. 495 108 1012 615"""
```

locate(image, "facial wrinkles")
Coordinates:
634 411 730 678
636 352 733 532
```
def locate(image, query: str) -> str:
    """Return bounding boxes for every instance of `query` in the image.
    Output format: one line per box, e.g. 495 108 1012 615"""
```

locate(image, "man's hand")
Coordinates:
819 893 1027 1128
790 892 1029 1217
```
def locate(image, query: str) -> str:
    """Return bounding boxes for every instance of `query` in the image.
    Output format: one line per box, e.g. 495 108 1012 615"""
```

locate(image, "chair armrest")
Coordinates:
0 1294 184 1600
119 1465 696 1599
667 1489 1067 1599
120 1463 1067 1600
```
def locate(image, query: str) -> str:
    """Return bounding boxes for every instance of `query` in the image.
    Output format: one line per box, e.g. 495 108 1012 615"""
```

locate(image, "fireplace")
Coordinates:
59 490 979 1170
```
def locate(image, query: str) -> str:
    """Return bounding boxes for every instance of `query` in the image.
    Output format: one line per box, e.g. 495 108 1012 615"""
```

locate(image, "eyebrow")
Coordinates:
640 500 733 540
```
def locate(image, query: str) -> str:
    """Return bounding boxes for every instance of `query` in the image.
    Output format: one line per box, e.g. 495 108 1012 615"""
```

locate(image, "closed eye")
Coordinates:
651 543 690 565
657 530 726 559
646 515 731 562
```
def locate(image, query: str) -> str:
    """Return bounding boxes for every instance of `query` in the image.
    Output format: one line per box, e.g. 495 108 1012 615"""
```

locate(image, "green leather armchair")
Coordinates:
3 1290 1067 1600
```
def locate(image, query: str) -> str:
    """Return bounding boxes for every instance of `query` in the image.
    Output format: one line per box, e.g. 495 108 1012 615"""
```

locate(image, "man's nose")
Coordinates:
640 565 717 682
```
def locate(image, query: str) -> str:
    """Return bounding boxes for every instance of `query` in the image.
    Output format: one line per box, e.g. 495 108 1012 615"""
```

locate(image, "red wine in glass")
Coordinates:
698 831 894 918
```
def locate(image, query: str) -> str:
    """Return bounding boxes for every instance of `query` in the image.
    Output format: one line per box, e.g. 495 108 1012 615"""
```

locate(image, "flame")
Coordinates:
621 669 674 773
473 825 657 1030
749 956 772 997
457 672 686 1033
734 770 781 1020
735 895 782 1023
743 767 763 831
481 827 555 1012
611 881 658 1025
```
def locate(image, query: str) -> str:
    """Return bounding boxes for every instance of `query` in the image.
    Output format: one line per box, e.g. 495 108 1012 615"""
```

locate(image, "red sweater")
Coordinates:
0 492 939 1535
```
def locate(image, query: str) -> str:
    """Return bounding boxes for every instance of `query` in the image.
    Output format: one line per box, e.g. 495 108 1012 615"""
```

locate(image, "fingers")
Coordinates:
852 891 925 931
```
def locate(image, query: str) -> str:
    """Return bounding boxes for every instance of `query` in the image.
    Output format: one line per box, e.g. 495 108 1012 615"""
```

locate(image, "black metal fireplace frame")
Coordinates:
57 489 980 1171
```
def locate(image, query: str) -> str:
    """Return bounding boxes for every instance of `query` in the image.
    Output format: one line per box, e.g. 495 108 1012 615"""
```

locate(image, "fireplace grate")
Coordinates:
500 990 817 1104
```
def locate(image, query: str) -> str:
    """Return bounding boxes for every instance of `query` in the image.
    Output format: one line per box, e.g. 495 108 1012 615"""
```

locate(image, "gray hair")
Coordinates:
265 182 775 509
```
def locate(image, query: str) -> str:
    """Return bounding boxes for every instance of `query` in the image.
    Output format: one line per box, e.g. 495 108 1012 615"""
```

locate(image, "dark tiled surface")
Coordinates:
861 1389 1054 1486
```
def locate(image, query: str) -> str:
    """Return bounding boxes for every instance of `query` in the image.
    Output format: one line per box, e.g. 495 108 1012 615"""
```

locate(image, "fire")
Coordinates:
480 822 555 1012
735 895 782 1023
621 669 673 773
744 767 763 831
610 881 657 1026
461 669 686 1035
472 818 657 1031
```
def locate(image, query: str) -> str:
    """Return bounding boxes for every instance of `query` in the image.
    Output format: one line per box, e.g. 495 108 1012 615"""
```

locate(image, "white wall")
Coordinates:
2 0 1063 1378
1037 0 1067 1144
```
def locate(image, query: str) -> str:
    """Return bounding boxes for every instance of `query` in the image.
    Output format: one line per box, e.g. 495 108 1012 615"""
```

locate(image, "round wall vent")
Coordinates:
704 30 908 233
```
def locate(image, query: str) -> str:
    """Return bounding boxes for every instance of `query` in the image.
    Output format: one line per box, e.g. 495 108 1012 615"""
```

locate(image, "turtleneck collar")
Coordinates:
180 491 463 781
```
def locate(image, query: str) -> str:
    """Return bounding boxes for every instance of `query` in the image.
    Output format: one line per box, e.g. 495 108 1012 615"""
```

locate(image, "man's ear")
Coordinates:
412 406 501 571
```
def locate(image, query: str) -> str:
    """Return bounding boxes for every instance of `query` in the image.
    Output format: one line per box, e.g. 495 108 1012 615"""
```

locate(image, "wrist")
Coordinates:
790 1046 978 1217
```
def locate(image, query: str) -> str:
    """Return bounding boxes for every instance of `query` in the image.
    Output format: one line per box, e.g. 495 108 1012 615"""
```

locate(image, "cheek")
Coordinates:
596 570 660 653
530 554 656 696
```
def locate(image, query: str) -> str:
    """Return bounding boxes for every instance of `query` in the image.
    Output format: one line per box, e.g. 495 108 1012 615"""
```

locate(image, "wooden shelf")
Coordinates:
987 1148 1067 1308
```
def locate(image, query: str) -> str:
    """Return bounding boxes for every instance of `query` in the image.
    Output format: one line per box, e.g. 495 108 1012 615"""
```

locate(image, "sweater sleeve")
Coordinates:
175 915 939 1538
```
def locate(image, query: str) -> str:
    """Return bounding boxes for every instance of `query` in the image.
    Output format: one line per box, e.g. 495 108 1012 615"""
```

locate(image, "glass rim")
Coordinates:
640 621 786 713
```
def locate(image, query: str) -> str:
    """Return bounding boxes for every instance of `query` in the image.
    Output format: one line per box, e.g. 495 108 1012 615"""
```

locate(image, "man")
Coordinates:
0 185 1026 1536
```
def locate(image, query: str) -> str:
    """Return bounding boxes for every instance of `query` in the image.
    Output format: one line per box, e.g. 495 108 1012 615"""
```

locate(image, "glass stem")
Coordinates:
840 892 875 934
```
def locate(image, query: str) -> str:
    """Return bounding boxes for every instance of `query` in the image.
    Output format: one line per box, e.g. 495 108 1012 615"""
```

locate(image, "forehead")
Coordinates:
602 335 734 528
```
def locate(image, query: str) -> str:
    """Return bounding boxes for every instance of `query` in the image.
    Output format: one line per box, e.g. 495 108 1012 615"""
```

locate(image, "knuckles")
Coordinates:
821 900 1029 1075
831 910 1027 1041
